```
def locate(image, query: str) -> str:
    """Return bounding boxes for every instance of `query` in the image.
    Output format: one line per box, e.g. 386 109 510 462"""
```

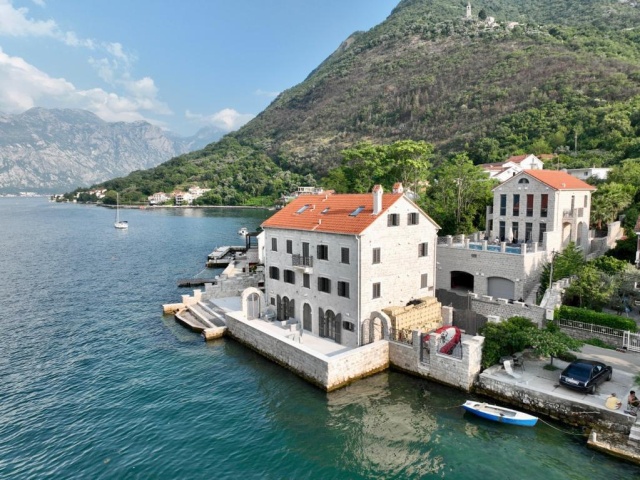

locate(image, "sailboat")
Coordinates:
114 193 129 229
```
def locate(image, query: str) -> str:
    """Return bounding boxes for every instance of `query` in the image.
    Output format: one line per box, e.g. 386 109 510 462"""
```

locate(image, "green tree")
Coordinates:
340 142 389 193
564 264 615 310
386 140 434 197
590 182 635 230
423 153 495 234
538 242 585 294
526 324 583 367
478 8 487 21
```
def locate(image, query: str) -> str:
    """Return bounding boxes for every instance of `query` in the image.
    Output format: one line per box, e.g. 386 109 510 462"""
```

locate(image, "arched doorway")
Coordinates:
303 303 312 331
576 222 585 246
451 271 474 292
281 296 294 320
488 277 515 300
247 292 260 319
319 308 340 343
562 222 572 248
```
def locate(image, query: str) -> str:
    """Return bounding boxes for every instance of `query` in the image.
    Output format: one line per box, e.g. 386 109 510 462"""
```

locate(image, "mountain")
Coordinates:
0 108 220 194
93 0 640 203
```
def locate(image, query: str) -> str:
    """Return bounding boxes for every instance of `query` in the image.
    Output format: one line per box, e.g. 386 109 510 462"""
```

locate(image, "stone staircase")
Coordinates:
628 420 640 451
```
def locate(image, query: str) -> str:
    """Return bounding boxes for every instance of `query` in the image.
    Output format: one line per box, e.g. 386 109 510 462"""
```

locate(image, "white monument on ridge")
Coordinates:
466 2 472 20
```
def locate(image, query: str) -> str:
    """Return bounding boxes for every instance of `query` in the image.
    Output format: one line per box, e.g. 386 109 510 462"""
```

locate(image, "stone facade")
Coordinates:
389 332 484 391
262 192 439 348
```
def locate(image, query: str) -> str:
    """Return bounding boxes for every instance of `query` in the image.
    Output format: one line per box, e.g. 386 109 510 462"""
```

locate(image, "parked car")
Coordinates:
559 359 613 394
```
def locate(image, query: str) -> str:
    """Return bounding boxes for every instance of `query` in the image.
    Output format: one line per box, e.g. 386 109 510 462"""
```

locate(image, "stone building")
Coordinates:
480 154 544 183
436 170 596 301
261 184 440 348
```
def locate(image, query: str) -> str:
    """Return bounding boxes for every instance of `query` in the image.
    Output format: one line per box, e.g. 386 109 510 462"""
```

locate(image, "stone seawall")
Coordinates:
557 326 623 348
388 333 484 391
225 314 389 391
475 373 635 434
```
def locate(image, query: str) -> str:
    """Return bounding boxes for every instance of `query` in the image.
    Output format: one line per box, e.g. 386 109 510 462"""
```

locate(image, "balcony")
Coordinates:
563 208 584 220
292 254 313 273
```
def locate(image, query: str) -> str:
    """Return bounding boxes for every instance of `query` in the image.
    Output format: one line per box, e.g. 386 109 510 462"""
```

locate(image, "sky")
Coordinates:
0 0 397 136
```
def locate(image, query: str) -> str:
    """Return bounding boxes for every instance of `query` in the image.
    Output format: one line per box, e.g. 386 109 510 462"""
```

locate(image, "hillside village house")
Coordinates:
436 170 596 302
481 154 544 182
260 184 440 348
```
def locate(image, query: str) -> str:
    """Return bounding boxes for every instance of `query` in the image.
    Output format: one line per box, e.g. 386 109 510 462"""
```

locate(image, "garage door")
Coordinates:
488 277 515 300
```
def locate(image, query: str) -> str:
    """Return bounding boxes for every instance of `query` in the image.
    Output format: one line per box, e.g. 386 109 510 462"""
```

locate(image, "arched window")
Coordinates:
518 178 529 184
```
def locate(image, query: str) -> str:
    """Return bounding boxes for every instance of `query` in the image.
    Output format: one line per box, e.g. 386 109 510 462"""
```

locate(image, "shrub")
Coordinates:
555 305 637 332
556 351 578 362
584 338 617 350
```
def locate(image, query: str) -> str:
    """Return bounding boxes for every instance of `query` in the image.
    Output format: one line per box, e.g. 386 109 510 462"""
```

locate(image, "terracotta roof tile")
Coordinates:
261 192 404 235
506 154 529 164
521 170 596 190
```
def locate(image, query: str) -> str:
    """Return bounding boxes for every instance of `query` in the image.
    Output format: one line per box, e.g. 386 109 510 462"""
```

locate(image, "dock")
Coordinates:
177 278 217 288
206 245 247 267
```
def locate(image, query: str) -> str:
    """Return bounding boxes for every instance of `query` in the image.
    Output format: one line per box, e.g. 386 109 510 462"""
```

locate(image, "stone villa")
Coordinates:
436 169 596 302
261 184 441 348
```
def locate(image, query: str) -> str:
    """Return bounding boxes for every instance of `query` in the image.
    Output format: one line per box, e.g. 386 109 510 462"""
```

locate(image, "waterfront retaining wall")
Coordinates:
388 332 484 391
225 313 389 391
475 373 635 433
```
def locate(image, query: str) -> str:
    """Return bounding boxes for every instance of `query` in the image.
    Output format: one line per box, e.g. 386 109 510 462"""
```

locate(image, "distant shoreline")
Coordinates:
98 203 274 211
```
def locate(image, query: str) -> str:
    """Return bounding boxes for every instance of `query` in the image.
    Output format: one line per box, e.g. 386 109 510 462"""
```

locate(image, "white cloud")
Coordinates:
0 0 94 47
255 88 280 98
31 0 46 7
0 47 170 123
185 108 254 132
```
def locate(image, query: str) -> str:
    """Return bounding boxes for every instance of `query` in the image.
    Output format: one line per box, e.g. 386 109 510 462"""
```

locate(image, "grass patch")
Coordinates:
543 364 561 371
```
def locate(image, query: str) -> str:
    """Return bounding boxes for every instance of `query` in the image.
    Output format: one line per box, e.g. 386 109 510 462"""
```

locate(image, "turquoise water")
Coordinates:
1 198 638 479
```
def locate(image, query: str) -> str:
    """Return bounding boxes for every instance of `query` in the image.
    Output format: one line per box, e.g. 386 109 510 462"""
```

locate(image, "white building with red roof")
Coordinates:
481 154 544 182
260 184 440 348
437 170 596 303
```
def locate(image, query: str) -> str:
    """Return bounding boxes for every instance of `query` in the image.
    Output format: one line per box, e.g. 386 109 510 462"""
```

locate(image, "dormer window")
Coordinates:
296 204 310 214
518 178 529 184
349 206 365 217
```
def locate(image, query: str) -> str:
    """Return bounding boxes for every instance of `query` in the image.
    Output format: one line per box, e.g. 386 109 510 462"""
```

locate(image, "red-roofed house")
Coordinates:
481 154 544 182
261 184 440 348
436 170 596 302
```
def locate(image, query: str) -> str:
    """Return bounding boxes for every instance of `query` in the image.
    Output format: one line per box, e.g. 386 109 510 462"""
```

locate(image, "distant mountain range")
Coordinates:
0 108 224 194
95 0 640 204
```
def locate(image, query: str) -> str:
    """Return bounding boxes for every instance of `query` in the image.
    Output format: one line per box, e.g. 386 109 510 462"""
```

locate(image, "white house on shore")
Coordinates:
481 154 544 182
436 170 596 301
260 184 440 348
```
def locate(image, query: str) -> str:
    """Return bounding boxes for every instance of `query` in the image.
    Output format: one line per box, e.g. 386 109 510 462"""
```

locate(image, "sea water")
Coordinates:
0 198 638 479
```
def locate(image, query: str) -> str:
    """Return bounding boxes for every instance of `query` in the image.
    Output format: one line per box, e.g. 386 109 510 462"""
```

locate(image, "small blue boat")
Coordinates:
462 400 538 427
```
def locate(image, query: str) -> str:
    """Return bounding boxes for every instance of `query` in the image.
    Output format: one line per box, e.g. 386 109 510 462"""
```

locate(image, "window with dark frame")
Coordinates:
499 194 507 215
341 247 350 264
408 212 419 225
286 239 292 254
539 223 546 244
540 194 548 217
421 273 429 289
269 266 279 280
526 194 534 217
303 273 310 288
318 277 331 293
513 194 520 216
372 247 381 264
387 213 400 226
418 242 428 257
271 237 277 251
283 269 295 284
372 282 381 299
317 244 329 260
342 321 355 332
337 281 350 298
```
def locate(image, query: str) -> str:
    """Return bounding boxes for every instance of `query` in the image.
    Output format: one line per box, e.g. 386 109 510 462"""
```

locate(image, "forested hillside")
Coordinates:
87 0 640 210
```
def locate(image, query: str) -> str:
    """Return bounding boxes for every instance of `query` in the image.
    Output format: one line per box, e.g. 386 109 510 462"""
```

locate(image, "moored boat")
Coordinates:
462 400 538 427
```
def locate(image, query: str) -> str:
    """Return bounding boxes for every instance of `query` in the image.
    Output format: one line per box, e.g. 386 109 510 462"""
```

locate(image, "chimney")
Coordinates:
372 185 383 215
393 182 404 194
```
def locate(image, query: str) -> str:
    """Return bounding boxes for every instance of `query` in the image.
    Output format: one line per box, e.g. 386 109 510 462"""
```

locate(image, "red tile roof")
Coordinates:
262 192 404 235
506 154 529 164
521 170 596 190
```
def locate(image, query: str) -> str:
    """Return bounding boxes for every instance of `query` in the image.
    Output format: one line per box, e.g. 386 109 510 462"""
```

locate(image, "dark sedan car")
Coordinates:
559 359 613 394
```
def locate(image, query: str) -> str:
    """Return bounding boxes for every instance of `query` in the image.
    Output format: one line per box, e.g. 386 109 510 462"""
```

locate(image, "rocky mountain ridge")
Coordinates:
0 108 222 194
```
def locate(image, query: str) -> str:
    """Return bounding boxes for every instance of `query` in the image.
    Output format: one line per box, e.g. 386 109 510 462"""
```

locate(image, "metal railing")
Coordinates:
292 254 313 267
555 318 624 338
389 327 413 346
